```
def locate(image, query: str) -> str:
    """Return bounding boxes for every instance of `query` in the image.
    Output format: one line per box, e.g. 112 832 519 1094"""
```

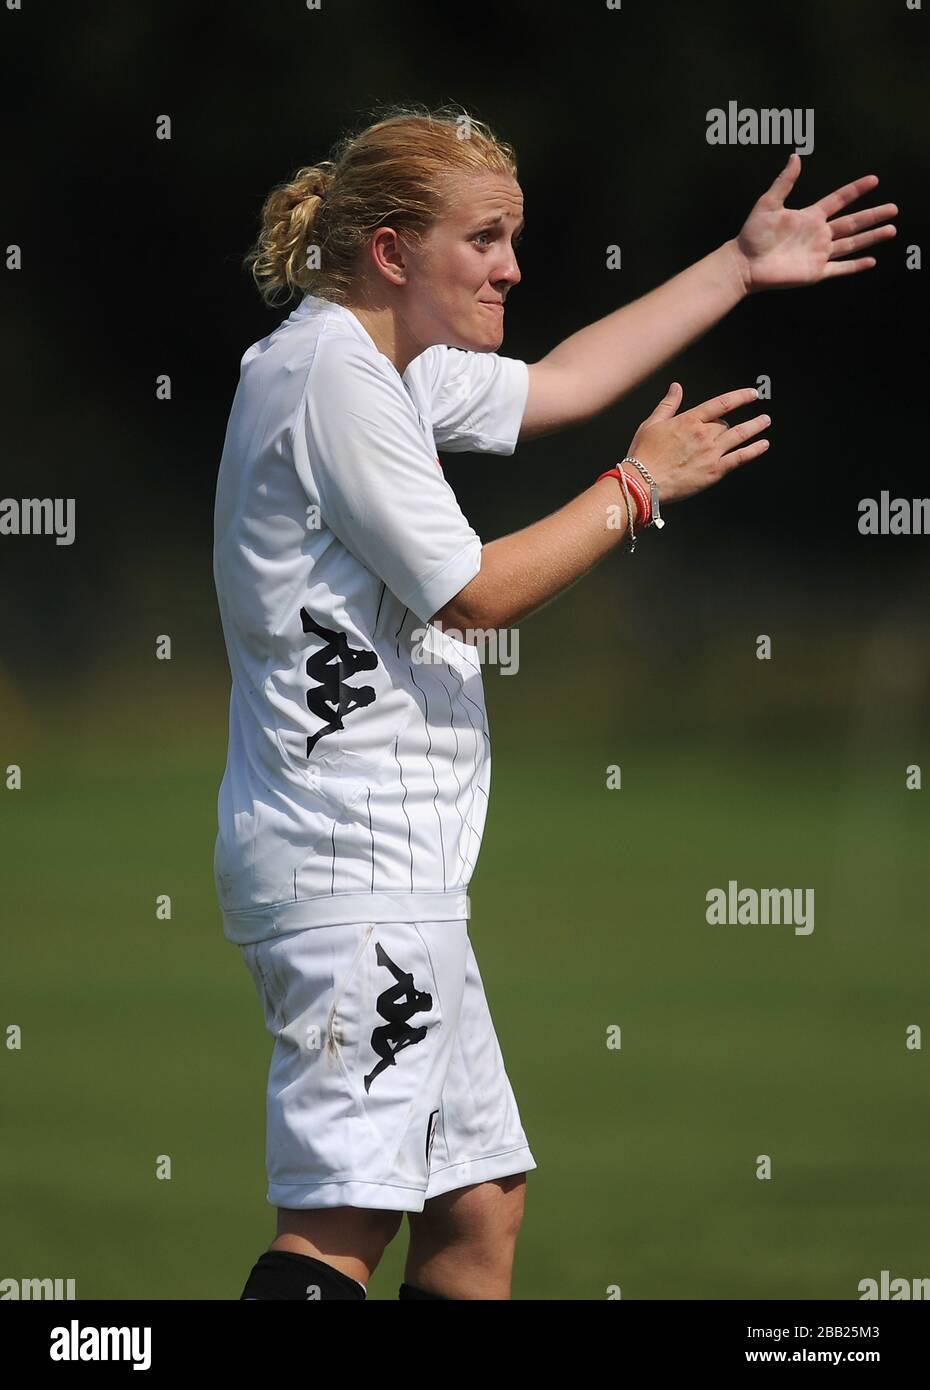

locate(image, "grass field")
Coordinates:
2 707 927 1300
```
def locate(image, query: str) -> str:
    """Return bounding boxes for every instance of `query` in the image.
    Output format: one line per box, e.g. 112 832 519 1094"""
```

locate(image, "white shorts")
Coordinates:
239 919 536 1212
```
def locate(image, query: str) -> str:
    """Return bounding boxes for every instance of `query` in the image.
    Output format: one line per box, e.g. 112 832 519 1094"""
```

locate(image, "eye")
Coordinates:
471 227 524 250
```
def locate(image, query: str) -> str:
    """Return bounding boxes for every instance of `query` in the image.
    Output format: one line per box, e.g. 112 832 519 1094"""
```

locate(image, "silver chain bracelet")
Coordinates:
622 456 665 530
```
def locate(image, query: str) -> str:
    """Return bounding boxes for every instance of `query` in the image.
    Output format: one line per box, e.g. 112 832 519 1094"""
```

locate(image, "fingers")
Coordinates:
829 224 896 259
813 172 879 220
719 436 771 471
822 255 878 278
828 202 898 240
717 408 767 453
718 411 770 461
645 381 684 422
764 151 802 206
690 386 760 423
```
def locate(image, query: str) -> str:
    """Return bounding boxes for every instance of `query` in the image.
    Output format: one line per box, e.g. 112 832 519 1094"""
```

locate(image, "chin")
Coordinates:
475 321 505 351
449 329 501 353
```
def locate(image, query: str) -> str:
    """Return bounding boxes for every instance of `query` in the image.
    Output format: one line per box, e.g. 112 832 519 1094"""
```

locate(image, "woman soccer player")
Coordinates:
213 103 896 1300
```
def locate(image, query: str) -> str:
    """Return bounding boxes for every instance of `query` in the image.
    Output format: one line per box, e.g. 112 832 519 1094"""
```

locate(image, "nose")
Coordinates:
493 245 521 292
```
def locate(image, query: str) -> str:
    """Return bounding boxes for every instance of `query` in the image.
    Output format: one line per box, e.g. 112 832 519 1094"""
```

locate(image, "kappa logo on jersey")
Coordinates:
300 608 378 756
364 942 433 1093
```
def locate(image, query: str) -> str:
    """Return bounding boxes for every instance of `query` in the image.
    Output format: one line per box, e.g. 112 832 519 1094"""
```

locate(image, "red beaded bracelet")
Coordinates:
596 465 651 526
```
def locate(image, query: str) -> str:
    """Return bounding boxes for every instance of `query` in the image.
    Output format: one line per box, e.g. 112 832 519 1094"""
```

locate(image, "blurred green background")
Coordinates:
2 0 928 1299
3 571 928 1299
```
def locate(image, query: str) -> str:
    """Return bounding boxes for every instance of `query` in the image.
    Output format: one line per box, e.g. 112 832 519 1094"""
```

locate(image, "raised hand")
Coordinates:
626 383 770 504
733 153 898 292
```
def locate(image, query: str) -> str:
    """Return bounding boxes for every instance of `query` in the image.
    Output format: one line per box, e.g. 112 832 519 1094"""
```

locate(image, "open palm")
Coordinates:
736 153 898 292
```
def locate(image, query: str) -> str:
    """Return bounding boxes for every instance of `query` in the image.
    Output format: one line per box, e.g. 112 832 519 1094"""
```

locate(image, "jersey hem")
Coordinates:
222 887 471 943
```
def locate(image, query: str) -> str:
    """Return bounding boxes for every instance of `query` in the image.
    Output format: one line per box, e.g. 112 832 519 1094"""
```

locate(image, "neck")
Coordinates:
341 295 426 378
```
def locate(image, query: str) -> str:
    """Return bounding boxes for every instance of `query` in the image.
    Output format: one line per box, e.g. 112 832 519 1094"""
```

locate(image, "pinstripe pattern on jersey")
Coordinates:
313 605 488 900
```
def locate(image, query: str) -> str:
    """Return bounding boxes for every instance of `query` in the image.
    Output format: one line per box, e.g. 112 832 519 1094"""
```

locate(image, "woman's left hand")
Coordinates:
732 153 898 293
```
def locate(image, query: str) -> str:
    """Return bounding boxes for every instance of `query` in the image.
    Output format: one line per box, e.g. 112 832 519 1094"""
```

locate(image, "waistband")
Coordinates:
221 888 471 944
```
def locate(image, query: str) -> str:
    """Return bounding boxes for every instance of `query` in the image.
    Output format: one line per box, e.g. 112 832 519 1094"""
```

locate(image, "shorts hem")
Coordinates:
267 1178 428 1214
265 1145 537 1212
424 1145 537 1201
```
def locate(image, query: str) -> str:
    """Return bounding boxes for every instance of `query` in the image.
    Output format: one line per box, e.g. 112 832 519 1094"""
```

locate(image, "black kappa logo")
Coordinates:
364 942 433 1093
300 608 378 756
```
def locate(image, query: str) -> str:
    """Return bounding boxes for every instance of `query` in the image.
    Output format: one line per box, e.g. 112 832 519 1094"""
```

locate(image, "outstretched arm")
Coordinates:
431 383 769 635
519 154 898 442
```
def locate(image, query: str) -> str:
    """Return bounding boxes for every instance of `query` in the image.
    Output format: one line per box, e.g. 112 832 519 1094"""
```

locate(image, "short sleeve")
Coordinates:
409 346 529 455
297 339 482 625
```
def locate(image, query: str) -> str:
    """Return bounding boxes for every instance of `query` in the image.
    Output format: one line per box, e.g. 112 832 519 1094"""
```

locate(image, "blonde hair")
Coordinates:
245 101 519 307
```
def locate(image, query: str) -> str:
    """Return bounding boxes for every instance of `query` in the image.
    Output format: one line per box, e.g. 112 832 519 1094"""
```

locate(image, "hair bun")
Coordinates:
301 164 333 203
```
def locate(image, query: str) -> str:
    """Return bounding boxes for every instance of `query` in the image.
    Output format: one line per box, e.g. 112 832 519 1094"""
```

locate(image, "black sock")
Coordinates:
399 1281 450 1300
241 1250 366 1300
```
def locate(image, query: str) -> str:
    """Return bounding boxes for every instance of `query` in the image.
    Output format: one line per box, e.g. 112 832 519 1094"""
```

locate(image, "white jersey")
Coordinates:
213 293 529 944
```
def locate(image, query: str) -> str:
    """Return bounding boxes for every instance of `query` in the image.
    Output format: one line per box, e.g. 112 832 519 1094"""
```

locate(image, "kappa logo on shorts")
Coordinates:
364 942 433 1093
300 609 378 756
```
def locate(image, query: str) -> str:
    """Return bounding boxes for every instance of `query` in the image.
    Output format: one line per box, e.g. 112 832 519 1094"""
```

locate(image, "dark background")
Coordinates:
2 0 927 1300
